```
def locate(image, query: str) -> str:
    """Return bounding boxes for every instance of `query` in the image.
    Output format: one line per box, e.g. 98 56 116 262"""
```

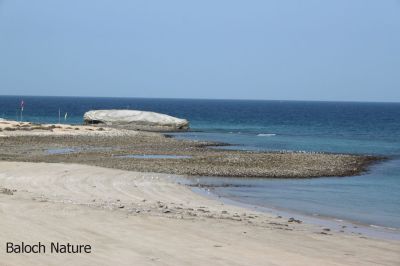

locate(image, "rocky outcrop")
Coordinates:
83 110 189 131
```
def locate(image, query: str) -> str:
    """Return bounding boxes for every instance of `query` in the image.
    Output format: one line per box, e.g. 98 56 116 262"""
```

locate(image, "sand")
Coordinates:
0 161 399 266
0 120 139 137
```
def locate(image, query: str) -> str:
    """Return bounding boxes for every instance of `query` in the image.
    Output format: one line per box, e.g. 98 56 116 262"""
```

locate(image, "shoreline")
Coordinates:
0 120 396 229
192 185 400 241
1 161 399 265
174 167 400 241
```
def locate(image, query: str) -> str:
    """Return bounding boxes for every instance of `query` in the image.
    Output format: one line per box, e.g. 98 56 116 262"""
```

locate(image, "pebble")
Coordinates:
288 217 302 223
0 188 14 195
2 127 376 179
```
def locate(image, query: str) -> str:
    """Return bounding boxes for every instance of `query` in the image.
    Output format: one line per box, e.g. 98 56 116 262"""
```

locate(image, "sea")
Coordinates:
1 95 400 235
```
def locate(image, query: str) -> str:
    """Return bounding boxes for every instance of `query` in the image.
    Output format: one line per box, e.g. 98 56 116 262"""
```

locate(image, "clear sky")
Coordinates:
0 0 399 102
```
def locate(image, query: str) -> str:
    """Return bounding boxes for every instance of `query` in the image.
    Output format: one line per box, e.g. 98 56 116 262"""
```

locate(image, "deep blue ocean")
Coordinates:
1 95 400 230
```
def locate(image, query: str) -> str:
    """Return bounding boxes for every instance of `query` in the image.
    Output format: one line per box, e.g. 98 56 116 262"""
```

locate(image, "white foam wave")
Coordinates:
370 224 398 231
257 133 276 137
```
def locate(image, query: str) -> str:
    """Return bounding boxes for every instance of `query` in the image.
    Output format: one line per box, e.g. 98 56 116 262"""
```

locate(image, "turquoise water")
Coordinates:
185 159 400 230
1 96 399 229
115 154 192 159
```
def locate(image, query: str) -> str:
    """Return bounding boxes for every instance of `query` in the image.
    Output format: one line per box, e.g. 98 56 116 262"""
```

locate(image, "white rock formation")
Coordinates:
83 110 189 131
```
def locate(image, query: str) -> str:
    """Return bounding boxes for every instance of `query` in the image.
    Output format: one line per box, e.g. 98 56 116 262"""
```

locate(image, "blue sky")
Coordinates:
0 0 399 101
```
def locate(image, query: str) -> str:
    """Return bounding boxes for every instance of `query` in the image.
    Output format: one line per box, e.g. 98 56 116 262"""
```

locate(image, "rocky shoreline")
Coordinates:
0 120 381 178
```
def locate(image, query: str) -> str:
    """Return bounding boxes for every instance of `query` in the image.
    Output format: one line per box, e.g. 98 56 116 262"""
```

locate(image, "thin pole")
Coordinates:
20 100 24 122
58 108 61 124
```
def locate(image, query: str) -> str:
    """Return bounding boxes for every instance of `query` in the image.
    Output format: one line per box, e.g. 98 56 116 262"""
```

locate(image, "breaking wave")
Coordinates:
257 133 276 137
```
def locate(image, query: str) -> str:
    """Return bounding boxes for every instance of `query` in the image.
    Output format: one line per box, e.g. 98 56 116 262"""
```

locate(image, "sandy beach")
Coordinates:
1 161 399 266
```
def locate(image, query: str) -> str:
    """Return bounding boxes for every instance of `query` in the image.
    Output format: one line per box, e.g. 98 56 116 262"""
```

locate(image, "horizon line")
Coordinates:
1 94 400 104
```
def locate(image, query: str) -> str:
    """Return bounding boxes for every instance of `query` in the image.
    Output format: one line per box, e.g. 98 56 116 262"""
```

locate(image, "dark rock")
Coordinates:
288 217 302 223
